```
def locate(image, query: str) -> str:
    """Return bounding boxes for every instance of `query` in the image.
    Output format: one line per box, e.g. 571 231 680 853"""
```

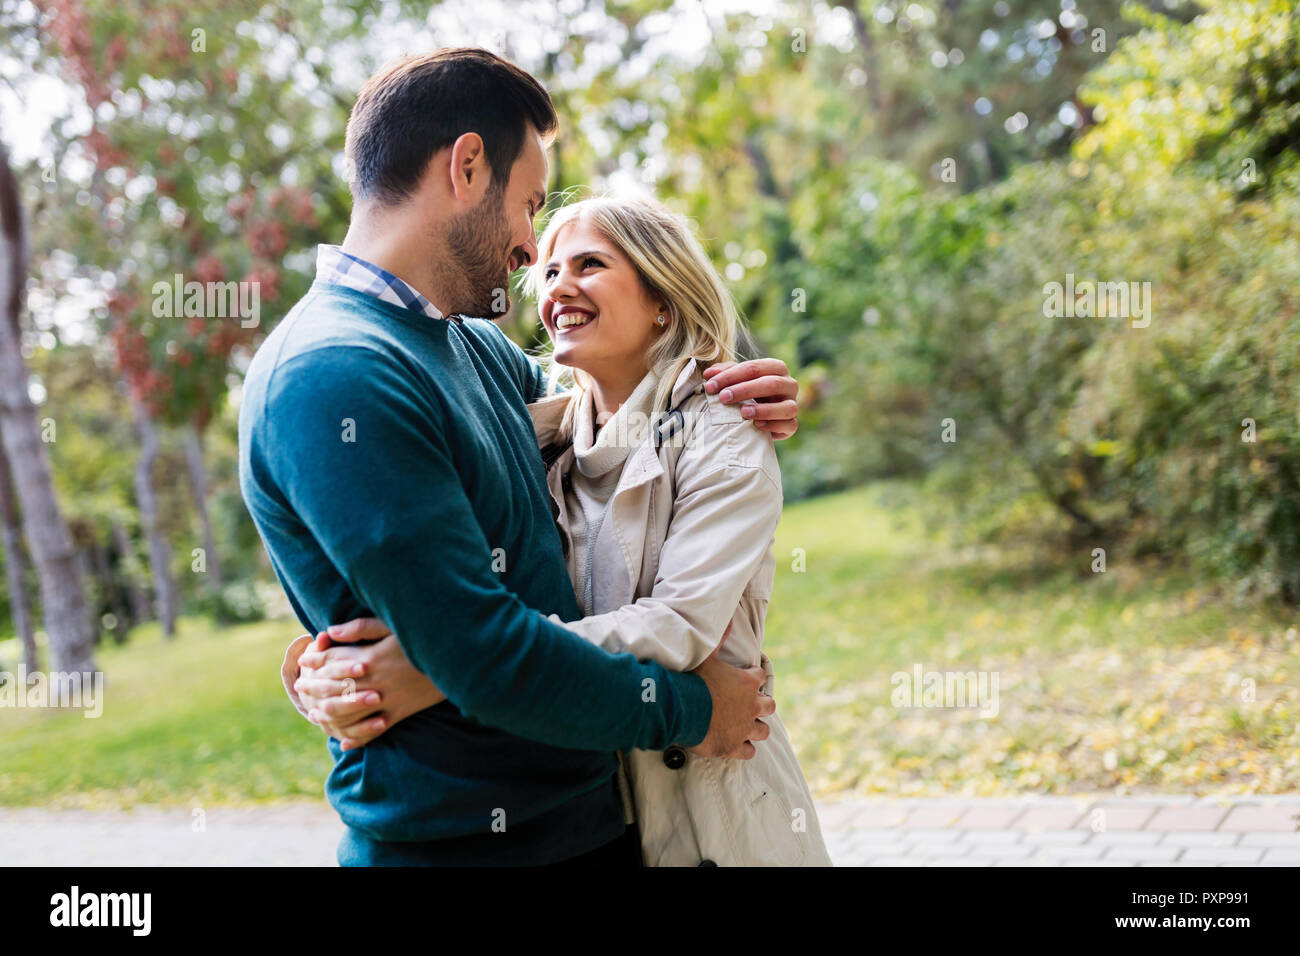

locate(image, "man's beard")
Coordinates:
443 182 513 318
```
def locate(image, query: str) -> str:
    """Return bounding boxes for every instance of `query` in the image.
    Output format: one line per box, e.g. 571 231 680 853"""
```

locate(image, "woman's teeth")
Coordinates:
556 312 594 330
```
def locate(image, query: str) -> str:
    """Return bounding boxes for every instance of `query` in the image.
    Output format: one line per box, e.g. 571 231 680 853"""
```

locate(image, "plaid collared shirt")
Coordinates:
315 244 461 324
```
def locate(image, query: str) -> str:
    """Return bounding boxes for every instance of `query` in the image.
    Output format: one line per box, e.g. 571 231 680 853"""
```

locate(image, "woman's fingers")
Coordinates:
299 642 370 670
337 715 389 751
281 634 315 717
305 659 366 682
297 678 379 706
282 634 313 686
306 694 383 741
326 617 393 644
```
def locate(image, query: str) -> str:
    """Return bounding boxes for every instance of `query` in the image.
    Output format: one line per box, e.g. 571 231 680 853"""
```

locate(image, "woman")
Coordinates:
287 195 831 866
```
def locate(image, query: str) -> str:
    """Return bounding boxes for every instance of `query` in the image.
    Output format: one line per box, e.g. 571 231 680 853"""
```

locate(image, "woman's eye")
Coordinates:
582 257 602 269
544 268 557 281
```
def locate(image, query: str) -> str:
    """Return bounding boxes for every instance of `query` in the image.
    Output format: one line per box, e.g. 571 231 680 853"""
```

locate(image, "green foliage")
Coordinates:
816 0 1300 601
1077 0 1300 192
11 0 1300 662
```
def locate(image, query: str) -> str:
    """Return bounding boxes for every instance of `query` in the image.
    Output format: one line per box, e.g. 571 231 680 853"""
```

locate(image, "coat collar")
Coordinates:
527 391 572 452
667 357 705 407
527 358 706 456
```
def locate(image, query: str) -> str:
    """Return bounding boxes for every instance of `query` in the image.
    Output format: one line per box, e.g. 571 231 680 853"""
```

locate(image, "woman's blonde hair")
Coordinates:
523 194 742 443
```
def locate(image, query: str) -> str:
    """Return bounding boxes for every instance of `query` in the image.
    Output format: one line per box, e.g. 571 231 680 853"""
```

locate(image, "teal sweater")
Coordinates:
238 282 711 863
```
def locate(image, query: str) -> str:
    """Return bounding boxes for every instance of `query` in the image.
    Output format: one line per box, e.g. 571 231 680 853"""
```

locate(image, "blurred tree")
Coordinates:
0 141 95 674
1077 0 1300 193
28 0 359 623
0 441 39 671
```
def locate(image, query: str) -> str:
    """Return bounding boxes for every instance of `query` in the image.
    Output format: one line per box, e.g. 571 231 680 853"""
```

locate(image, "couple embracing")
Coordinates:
238 47 830 867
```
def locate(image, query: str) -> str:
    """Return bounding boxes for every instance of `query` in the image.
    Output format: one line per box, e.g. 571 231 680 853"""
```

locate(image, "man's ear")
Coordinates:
447 132 489 204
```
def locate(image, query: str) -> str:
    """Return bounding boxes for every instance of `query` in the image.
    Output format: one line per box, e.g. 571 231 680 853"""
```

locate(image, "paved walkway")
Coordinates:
819 796 1300 866
3 796 1298 866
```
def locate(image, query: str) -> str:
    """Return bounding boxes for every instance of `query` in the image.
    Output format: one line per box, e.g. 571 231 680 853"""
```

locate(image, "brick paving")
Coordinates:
2 796 1298 866
819 796 1300 867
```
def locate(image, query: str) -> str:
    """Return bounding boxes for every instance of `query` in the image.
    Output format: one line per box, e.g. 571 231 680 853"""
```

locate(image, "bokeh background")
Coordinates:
0 0 1297 810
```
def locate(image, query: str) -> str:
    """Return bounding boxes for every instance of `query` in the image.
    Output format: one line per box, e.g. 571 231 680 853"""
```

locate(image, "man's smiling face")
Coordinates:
445 124 548 317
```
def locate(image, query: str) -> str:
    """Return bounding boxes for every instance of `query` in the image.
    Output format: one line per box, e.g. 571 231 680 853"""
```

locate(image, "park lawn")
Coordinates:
0 617 326 808
1 481 1297 808
765 484 1300 799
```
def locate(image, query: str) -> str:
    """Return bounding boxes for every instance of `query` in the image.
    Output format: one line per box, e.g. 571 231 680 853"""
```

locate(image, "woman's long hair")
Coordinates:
523 194 743 443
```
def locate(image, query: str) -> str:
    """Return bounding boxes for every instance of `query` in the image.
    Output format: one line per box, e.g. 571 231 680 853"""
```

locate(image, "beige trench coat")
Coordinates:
528 358 831 867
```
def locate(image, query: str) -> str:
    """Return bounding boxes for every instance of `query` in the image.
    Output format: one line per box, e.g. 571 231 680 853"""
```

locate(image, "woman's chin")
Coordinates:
552 345 584 368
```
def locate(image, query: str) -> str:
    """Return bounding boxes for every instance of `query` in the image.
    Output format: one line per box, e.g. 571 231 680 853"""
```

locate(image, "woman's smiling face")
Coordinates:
539 218 663 380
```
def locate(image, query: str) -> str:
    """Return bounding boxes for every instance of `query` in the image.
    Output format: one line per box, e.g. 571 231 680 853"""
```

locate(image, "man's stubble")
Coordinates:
441 179 514 318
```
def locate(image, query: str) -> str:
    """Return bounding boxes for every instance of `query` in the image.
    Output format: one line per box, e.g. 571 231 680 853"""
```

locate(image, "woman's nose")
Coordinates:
548 268 578 298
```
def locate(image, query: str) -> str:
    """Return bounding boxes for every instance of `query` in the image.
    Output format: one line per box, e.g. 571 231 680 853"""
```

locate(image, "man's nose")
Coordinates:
518 237 538 269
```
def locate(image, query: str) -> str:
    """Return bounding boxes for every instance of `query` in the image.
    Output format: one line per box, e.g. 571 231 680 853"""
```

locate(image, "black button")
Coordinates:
698 859 717 867
663 746 686 770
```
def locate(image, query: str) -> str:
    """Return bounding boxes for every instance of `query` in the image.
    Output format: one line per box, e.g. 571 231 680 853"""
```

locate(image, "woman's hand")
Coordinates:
287 617 448 751
702 358 799 440
281 633 317 720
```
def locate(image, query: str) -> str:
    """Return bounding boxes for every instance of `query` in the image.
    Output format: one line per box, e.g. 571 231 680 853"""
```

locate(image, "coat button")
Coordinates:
698 859 717 867
662 746 687 770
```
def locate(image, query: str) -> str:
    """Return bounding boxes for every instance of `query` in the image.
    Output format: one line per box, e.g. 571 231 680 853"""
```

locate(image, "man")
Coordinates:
238 48 802 866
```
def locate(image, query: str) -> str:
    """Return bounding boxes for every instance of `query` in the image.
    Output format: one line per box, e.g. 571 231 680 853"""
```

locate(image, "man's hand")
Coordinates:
703 358 799 440
684 629 774 760
288 618 447 751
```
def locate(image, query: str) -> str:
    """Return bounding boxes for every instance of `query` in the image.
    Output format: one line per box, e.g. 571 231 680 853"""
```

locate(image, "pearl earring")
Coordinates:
655 314 666 327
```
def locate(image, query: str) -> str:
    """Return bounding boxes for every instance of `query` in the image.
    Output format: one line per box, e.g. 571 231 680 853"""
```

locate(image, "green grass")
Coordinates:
0 618 325 808
1 481 1297 808
765 483 1300 798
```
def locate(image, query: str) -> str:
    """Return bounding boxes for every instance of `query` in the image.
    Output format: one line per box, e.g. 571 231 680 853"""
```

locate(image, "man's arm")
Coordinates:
259 345 711 754
701 359 800 439
284 405 784 749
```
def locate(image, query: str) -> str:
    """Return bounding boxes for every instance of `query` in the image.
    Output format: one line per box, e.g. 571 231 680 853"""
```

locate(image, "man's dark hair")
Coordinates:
344 48 558 205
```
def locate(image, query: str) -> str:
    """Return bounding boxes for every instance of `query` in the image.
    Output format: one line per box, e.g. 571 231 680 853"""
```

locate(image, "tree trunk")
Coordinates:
130 394 178 638
0 438 39 672
90 533 128 644
111 518 152 628
184 425 223 593
0 142 95 675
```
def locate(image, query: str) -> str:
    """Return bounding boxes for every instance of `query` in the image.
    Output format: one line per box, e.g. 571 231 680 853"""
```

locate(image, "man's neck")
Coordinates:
341 216 456 316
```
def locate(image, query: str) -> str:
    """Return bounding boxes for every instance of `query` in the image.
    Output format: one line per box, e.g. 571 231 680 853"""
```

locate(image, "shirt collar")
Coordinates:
314 244 459 324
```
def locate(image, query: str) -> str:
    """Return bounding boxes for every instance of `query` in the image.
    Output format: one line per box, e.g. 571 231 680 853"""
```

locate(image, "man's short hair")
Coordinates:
345 48 558 205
